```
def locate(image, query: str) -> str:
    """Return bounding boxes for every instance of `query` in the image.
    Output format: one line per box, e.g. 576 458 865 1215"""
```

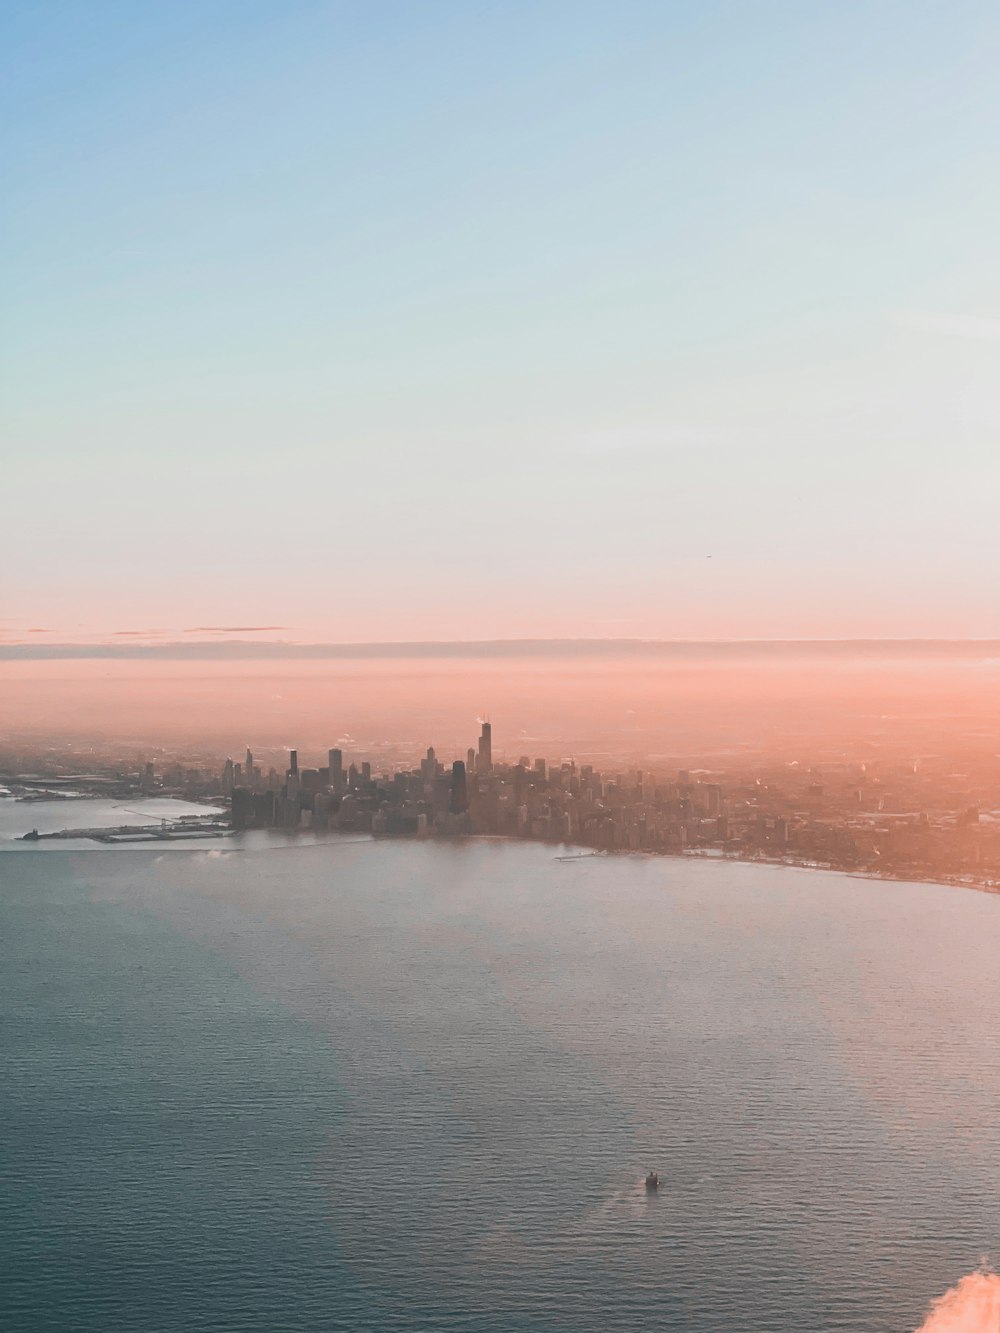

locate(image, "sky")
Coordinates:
3 0 1000 647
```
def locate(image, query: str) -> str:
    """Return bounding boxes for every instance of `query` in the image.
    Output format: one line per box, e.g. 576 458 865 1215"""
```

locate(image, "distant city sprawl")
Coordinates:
4 721 1000 893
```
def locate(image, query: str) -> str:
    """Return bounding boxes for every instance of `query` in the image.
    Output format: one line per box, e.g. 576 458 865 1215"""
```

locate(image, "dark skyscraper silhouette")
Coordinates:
450 760 468 813
478 721 492 773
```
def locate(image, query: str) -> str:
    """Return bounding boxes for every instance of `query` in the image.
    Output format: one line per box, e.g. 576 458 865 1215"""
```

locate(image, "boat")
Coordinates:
645 1171 659 1191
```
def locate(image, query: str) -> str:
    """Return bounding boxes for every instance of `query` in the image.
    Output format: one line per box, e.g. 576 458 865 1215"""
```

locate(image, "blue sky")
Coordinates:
3 0 999 642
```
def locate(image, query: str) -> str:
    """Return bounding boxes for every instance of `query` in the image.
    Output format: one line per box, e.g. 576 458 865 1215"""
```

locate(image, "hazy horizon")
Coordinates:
4 652 999 766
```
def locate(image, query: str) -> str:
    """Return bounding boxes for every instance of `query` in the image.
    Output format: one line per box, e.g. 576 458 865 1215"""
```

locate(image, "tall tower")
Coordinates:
288 749 298 776
478 721 492 774
450 760 469 813
328 748 344 793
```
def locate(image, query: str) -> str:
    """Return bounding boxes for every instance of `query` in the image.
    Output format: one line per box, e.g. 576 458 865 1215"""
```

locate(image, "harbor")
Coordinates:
19 816 232 845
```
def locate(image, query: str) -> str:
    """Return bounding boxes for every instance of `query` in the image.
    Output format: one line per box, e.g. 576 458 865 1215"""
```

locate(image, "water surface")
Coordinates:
2 828 997 1330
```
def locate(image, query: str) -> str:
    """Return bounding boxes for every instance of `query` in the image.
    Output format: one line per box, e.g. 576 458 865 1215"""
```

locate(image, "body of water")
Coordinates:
2 810 998 1330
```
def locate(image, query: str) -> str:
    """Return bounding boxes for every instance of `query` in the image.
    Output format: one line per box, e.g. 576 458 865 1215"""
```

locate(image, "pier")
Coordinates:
20 818 232 845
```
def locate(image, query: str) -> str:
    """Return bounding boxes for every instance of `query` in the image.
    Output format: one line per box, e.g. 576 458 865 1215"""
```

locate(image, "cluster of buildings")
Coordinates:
220 724 1000 885
227 725 493 838
6 724 998 887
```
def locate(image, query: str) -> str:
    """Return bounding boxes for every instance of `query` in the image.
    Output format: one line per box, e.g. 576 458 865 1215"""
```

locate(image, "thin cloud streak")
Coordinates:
3 639 1000 662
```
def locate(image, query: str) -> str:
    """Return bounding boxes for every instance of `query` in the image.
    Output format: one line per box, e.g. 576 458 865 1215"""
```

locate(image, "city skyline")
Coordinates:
8 715 1000 891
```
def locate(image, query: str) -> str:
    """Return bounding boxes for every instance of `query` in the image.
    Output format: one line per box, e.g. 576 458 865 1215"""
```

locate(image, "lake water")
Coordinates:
2 806 998 1331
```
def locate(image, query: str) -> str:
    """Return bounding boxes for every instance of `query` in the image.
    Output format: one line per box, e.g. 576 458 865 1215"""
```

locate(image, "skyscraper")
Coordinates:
478 721 492 773
328 748 344 793
288 749 298 776
450 760 468 814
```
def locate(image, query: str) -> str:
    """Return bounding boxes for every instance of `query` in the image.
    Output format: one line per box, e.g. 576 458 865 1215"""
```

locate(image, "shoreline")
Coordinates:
620 845 1000 897
4 818 999 898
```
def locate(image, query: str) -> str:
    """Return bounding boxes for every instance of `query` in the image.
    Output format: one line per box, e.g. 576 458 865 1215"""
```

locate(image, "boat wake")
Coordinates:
568 1177 665 1237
